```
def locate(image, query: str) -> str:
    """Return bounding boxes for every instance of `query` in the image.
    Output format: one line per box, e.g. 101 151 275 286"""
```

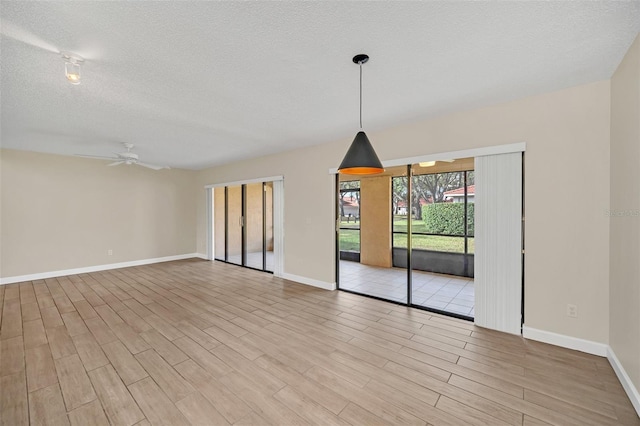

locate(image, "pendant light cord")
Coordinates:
359 62 363 130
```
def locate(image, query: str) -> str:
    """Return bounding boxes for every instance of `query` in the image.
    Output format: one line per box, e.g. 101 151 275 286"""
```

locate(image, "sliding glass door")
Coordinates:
227 185 243 266
245 183 264 270
213 187 226 261
213 181 274 273
337 159 477 320
337 180 364 295
264 182 274 272
409 166 475 317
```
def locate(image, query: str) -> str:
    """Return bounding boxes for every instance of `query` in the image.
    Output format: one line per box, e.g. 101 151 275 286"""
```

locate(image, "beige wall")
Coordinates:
360 176 392 267
610 34 640 392
196 80 611 344
0 149 197 278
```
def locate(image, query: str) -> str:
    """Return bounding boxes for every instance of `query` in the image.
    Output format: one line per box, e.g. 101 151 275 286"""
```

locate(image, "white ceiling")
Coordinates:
1 2 639 170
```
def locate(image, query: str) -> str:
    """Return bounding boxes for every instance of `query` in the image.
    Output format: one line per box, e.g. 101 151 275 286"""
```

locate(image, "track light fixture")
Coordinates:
62 52 83 85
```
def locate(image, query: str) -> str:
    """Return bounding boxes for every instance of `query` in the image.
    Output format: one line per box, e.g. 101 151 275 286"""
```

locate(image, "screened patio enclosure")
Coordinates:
337 158 476 319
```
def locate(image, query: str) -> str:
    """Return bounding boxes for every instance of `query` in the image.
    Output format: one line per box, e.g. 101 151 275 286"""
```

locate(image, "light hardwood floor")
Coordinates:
1 259 638 426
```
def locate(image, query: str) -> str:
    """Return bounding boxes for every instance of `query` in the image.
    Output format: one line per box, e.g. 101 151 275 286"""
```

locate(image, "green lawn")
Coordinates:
393 216 430 233
393 234 474 253
339 229 360 251
339 216 474 253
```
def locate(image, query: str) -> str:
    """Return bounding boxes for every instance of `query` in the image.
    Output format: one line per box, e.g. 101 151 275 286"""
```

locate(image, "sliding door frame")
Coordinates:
333 142 525 325
407 164 413 306
205 176 284 277
241 185 247 267
262 182 267 272
224 186 229 262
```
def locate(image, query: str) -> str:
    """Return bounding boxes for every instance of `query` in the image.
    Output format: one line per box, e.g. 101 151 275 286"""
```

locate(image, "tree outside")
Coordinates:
339 171 475 255
392 170 474 254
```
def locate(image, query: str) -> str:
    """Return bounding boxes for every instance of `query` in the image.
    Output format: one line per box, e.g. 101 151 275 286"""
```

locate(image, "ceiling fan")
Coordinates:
75 143 169 170
419 159 455 167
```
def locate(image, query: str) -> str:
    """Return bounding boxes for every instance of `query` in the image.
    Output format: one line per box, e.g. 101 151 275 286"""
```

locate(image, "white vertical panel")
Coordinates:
273 180 285 277
474 152 522 335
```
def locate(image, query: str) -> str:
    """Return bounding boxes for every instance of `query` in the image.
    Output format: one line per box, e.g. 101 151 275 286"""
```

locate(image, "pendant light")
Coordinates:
338 54 384 175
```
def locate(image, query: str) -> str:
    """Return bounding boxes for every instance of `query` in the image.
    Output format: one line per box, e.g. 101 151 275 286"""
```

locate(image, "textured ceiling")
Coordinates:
1 2 639 170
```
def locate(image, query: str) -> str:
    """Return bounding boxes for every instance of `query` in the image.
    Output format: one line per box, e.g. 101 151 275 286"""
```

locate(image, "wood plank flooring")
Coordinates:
0 259 638 425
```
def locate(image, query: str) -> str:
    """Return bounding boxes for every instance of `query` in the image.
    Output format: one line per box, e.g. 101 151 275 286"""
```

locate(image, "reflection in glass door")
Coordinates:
213 181 275 273
214 187 226 261
265 182 274 272
244 183 264 270
226 185 243 265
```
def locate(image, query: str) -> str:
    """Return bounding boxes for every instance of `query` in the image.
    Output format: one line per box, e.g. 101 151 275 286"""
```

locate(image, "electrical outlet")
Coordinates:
567 304 578 318
107 249 113 256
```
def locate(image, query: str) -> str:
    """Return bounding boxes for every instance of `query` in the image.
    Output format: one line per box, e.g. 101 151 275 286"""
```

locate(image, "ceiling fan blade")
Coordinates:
137 162 168 170
74 154 119 160
107 161 125 167
1 20 59 53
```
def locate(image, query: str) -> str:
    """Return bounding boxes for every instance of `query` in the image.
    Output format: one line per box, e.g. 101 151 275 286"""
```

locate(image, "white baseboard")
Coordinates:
607 346 640 416
0 253 203 285
281 272 336 291
522 325 608 356
194 253 209 260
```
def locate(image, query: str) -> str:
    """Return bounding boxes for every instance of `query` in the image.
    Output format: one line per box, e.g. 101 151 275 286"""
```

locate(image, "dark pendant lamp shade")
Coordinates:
338 53 384 175
338 131 384 175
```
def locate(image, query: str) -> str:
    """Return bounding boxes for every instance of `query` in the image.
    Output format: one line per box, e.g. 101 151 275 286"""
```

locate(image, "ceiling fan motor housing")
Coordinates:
120 152 139 161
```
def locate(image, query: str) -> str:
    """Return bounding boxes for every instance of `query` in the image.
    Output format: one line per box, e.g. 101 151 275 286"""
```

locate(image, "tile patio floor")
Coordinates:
339 260 474 317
